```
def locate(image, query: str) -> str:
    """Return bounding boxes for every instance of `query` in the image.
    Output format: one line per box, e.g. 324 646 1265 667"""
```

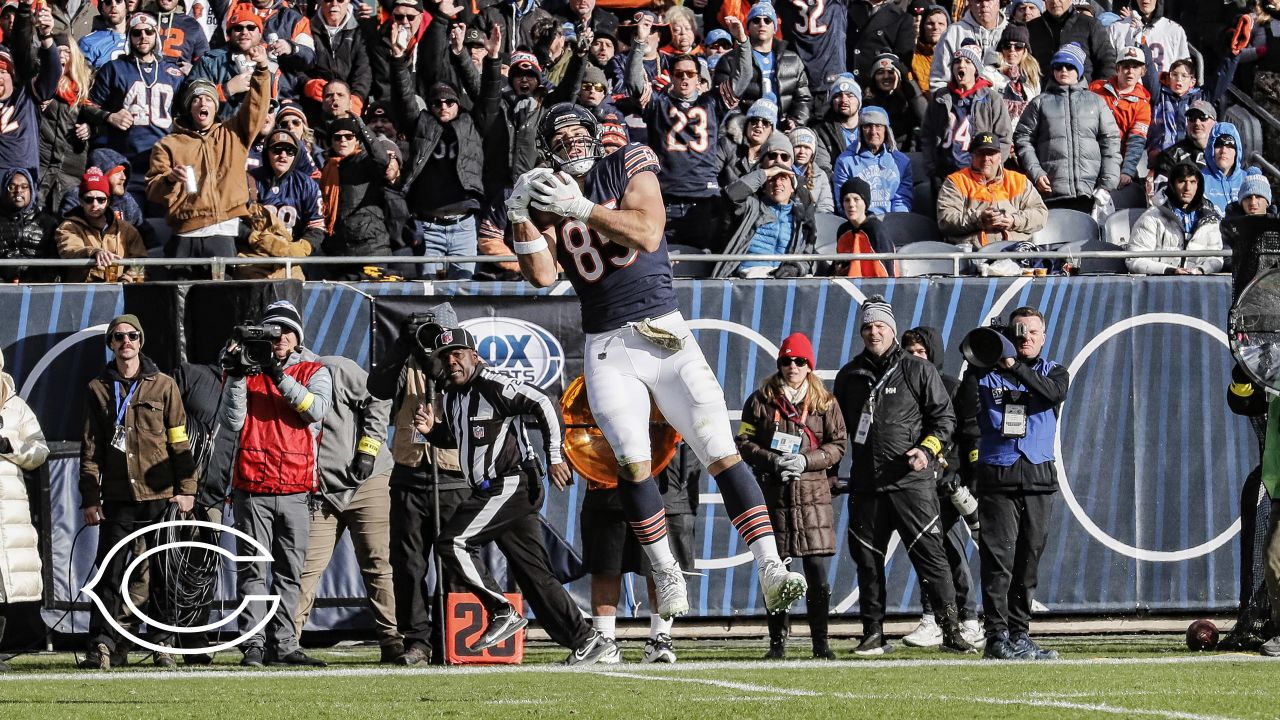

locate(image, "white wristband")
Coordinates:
513 237 549 255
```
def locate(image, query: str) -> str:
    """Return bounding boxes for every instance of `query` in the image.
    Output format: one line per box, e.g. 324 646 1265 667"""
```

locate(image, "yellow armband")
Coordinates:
167 425 189 444
1230 382 1256 398
294 393 315 413
356 436 381 456
919 436 943 457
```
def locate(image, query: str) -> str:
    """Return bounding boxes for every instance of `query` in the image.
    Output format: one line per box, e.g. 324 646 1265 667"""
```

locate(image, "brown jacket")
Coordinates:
80 355 197 507
233 204 310 280
737 383 847 558
145 66 272 235
54 211 147 283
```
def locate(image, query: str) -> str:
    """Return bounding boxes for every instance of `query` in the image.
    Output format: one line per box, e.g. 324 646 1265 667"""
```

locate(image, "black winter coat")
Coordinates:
847 0 916 80
390 53 489 201
37 97 88 214
714 39 812 127
1027 8 1117 83
309 11 373 101
833 344 956 492
0 177 55 283
321 116 390 258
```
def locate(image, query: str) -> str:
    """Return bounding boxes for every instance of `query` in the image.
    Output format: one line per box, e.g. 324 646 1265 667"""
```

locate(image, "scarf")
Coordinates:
56 76 82 106
772 387 818 450
320 155 342 234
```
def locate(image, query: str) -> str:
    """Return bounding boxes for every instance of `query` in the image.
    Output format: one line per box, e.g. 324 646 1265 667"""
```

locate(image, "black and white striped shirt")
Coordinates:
431 366 564 489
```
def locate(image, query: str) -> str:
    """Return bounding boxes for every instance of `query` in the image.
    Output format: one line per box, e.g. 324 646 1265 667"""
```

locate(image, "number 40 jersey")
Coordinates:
88 56 186 158
550 144 680 334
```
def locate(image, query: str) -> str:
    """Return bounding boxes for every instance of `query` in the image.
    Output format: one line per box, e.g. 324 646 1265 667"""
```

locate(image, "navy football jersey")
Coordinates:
89 56 185 158
156 12 211 65
777 0 848 91
644 91 723 199
551 144 679 334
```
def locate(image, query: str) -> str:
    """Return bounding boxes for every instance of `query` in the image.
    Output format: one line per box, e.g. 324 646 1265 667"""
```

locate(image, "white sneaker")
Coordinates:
902 614 943 648
759 558 807 614
652 563 690 620
643 634 677 664
961 619 986 648
597 638 623 665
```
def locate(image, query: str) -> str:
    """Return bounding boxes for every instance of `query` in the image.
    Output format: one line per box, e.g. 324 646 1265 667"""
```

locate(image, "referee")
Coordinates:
414 327 618 666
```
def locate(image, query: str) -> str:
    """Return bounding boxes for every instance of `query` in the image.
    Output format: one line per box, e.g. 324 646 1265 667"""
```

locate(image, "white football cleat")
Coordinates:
903 614 943 648
643 634 677 664
652 564 690 620
759 558 807 614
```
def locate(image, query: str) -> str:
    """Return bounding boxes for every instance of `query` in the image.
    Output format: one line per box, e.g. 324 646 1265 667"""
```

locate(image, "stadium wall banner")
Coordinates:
7 277 1253 629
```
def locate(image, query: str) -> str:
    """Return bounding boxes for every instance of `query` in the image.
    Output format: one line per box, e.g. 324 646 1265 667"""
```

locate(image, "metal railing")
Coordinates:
0 248 1236 279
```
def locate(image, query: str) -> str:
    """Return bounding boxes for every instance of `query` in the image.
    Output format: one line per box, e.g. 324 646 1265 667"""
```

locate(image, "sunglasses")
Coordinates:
430 98 457 107
83 195 109 205
112 331 141 342
268 144 298 155
101 0 126 5
130 28 156 36
1187 113 1211 122
392 12 418 21
749 15 773 24
231 24 259 33
580 82 607 92
331 132 356 141
672 69 697 79
746 117 771 127
779 357 808 367
1050 63 1076 72
999 41 1026 50
766 151 791 163
279 117 304 127
709 41 732 50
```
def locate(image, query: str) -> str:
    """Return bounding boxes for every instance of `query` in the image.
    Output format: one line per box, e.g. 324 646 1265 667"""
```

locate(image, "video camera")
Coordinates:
222 324 282 377
400 312 451 385
960 320 1026 370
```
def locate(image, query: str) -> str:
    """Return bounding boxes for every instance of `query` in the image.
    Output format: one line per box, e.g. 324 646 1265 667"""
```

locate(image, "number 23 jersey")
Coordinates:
551 144 679 334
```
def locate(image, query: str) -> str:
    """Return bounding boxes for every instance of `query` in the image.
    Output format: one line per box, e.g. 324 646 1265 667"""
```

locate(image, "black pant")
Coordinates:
977 490 1053 637
1043 196 1095 214
848 485 957 627
389 474 470 659
920 488 978 622
435 473 591 650
88 499 170 654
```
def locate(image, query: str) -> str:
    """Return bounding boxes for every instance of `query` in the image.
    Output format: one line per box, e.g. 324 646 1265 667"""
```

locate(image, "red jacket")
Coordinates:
234 360 324 494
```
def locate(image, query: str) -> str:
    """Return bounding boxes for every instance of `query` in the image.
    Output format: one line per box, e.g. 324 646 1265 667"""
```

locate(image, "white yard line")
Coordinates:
597 671 819 697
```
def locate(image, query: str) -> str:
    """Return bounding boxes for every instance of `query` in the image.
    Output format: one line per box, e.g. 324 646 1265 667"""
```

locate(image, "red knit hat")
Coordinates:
778 332 815 368
79 168 111 198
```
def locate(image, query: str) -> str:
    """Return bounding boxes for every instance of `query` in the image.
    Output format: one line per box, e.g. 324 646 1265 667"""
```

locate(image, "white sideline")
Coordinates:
0 652 1270 683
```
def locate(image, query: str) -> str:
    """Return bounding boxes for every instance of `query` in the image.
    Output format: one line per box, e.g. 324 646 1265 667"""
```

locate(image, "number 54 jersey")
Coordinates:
550 144 680 335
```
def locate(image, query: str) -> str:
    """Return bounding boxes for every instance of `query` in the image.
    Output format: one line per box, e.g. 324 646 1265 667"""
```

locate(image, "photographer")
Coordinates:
79 316 195 670
833 297 975 656
219 300 332 668
414 326 617 667
955 306 1070 661
366 307 470 666
294 355 403 664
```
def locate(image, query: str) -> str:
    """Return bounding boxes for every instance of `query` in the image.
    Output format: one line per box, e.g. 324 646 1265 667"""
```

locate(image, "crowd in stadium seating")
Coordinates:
0 0 1277 281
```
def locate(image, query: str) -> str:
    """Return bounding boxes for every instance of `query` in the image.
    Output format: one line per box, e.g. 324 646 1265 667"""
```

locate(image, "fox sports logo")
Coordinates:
460 317 565 389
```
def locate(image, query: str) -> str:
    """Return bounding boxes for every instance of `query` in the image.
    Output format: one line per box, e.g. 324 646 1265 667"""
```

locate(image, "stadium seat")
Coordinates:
1110 182 1146 209
912 180 936 219
1033 208 1098 247
897 241 964 277
1075 239 1129 275
146 218 171 258
1103 207 1146 246
814 212 844 252
881 212 941 245
668 244 714 278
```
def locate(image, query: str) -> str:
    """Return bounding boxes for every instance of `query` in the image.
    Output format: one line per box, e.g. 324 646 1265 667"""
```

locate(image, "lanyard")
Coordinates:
865 362 900 416
115 380 140 425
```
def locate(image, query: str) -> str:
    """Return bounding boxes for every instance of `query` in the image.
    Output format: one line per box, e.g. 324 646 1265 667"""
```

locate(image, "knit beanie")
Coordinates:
262 300 305 346
1241 174 1273 204
859 295 897 336
80 167 111 198
106 314 145 346
778 332 815 368
1050 42 1087 78
840 177 872 209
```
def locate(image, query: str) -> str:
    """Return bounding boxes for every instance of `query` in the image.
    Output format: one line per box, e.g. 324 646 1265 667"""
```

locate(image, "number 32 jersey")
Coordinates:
551 144 679 334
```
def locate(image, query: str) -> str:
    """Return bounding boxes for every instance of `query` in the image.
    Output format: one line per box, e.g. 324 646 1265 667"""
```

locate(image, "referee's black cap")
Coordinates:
431 327 477 356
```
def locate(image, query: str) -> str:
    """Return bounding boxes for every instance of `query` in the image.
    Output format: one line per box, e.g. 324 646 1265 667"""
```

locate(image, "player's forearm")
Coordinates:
514 221 558 287
584 206 662 253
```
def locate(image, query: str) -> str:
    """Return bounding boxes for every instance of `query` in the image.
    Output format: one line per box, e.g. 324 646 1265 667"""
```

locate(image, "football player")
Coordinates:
507 103 808 620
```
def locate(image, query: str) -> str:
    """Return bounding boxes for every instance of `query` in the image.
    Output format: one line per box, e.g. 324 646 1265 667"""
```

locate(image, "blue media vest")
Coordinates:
976 358 1060 466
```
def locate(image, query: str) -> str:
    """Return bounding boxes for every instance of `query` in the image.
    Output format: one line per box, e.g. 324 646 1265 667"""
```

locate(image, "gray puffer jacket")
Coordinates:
1013 81 1121 200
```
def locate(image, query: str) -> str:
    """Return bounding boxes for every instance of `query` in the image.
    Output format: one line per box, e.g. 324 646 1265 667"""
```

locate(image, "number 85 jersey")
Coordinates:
550 144 680 335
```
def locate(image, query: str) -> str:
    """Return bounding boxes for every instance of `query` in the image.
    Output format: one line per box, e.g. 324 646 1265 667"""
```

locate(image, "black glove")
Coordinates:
0 435 11 454
350 452 376 481
219 346 246 378
265 357 285 385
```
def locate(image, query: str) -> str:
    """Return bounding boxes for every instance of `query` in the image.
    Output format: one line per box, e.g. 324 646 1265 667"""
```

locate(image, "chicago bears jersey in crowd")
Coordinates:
551 144 678 334
156 10 211 65
776 0 848 91
644 91 723 199
0 43 60 177
89 56 186 158
251 165 324 242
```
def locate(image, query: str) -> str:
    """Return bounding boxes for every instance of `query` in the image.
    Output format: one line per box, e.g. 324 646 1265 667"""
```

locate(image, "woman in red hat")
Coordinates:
735 332 847 660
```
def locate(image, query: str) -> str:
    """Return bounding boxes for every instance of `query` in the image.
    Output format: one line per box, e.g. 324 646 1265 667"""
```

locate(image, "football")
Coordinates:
1186 619 1220 651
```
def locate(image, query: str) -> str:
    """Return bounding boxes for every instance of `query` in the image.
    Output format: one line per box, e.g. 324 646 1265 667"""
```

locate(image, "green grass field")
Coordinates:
0 637 1275 719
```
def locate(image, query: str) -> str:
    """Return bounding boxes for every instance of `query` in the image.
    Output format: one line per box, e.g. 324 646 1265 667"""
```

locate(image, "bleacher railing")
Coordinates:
0 248 1236 279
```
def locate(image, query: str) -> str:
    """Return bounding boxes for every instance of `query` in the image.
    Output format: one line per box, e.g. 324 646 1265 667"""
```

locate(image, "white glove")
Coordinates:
774 453 806 482
507 168 553 225
529 171 596 221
